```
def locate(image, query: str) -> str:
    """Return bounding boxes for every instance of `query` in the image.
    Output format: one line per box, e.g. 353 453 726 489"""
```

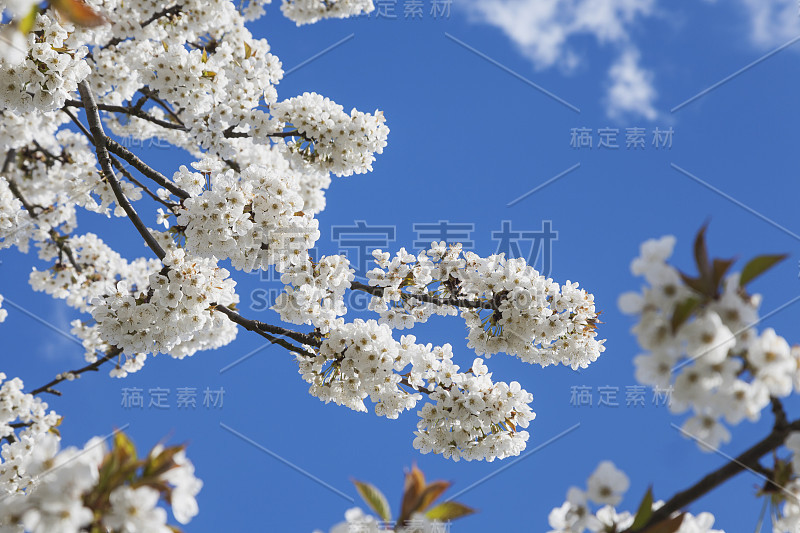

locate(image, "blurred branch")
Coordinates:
625 413 800 531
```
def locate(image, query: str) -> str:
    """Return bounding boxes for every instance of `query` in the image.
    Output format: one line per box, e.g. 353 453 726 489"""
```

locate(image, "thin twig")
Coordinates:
104 137 189 199
115 163 176 208
223 127 305 139
78 81 167 260
139 87 184 126
104 4 183 48
64 107 189 201
1 150 14 173
64 99 188 131
212 305 313 354
30 348 121 396
5 174 83 273
350 281 494 310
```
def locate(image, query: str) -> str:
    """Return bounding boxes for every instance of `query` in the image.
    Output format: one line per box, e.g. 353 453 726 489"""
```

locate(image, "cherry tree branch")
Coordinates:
138 87 184 125
222 127 305 140
350 281 495 310
114 166 177 208
104 137 190 200
624 399 799 531
29 348 122 397
212 305 315 354
77 81 167 260
64 99 188 131
63 106 190 201
103 4 184 48
76 83 329 363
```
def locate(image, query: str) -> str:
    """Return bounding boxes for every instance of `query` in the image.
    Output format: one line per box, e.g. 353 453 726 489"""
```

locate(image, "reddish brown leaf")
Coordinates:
51 0 106 27
398 464 426 525
416 480 452 513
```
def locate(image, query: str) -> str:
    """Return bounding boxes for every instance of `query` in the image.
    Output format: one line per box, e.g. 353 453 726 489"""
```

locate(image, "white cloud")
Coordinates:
734 0 800 48
464 0 655 69
462 0 660 119
605 48 658 120
462 0 800 120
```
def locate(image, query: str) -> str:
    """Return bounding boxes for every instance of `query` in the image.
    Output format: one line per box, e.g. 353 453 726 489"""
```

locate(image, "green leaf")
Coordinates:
425 501 476 521
244 42 252 59
113 430 137 462
641 513 686 533
142 444 184 478
739 254 788 287
630 486 654 530
671 297 700 333
352 479 391 522
19 5 40 34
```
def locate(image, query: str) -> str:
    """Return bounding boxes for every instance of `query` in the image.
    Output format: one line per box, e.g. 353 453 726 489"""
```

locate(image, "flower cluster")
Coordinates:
91 248 238 357
413 357 534 462
281 0 375 25
272 92 389 177
297 319 535 461
0 382 202 533
0 294 6 322
274 254 354 331
0 374 72 526
0 373 60 463
30 232 160 313
2 433 107 532
548 461 722 533
366 242 605 370
1 131 142 262
619 234 798 450
26 230 165 377
176 161 320 272
297 319 422 417
0 13 90 113
0 173 31 252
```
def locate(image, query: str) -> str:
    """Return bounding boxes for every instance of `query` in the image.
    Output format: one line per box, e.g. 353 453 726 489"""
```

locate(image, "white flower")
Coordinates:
104 486 171 533
281 0 375 25
548 487 600 533
681 312 735 366
748 328 794 397
318 507 382 533
786 432 800 474
681 413 731 452
586 461 629 506
631 235 676 277
617 291 644 315
159 449 202 524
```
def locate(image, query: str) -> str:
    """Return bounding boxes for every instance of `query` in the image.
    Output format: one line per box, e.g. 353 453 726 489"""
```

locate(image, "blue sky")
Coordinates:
3 1 800 531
